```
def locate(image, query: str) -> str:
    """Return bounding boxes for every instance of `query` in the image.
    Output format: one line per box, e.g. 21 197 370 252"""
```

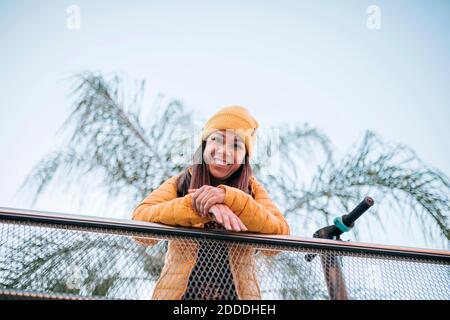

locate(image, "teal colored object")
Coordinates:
334 217 352 233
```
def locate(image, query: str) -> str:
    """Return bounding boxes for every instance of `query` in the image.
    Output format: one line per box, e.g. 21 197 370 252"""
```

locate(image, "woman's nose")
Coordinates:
214 145 233 163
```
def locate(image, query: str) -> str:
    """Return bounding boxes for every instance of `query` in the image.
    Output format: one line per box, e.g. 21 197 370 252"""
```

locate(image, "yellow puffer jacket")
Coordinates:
132 168 290 299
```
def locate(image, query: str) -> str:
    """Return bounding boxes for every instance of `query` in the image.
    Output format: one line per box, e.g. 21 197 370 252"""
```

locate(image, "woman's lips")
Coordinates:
210 163 230 170
211 158 232 166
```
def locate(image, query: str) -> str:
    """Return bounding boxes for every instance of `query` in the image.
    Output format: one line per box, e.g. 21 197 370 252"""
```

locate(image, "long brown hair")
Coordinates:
177 140 254 197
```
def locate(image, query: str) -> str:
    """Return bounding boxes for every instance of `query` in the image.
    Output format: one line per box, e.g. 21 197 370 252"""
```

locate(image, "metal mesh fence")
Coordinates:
0 212 449 300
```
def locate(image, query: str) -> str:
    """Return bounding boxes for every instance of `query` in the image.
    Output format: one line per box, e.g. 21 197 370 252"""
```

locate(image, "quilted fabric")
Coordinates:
132 167 290 299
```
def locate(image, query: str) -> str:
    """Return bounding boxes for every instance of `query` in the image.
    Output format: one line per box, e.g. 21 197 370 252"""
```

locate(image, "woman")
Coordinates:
132 106 290 300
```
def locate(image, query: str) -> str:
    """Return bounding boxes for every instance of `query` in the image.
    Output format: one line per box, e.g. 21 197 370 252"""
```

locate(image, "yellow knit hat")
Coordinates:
201 106 259 158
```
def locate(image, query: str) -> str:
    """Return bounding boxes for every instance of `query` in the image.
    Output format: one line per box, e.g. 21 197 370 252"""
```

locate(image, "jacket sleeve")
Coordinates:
132 174 211 228
217 178 290 235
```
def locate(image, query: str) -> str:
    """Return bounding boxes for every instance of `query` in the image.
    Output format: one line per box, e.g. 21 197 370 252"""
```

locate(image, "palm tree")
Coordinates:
0 228 165 299
6 71 448 299
20 71 449 242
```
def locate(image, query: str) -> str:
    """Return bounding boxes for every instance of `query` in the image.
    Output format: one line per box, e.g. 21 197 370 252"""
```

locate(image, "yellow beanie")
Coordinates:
201 106 259 159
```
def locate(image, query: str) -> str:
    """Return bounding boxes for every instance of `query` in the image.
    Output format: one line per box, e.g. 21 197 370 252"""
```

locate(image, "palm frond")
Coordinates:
20 72 450 244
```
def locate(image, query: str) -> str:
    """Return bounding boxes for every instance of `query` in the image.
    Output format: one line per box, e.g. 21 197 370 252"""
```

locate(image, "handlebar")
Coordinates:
304 197 374 262
342 196 374 228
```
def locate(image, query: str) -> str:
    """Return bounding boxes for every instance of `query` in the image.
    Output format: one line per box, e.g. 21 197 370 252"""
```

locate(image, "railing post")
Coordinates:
321 254 349 300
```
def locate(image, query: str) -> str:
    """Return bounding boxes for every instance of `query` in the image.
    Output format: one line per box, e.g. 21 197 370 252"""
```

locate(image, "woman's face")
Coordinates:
203 130 246 180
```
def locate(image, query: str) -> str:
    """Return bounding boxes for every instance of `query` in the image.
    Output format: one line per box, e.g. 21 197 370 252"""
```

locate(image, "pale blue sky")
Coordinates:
0 0 449 249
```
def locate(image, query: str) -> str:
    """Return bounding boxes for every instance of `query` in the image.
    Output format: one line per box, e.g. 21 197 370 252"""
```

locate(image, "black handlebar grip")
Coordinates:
342 196 374 227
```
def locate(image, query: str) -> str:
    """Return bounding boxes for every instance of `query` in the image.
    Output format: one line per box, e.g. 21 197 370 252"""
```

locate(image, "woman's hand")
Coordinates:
209 204 247 232
189 186 226 217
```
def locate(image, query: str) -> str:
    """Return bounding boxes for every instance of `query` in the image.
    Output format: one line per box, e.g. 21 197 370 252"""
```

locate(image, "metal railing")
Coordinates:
0 207 449 300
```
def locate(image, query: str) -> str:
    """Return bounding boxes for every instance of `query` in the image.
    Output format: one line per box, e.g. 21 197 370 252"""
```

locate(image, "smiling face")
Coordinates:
203 130 247 180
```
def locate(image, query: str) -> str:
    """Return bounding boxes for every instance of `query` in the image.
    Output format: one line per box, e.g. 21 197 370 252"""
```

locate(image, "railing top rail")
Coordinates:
1 206 449 262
